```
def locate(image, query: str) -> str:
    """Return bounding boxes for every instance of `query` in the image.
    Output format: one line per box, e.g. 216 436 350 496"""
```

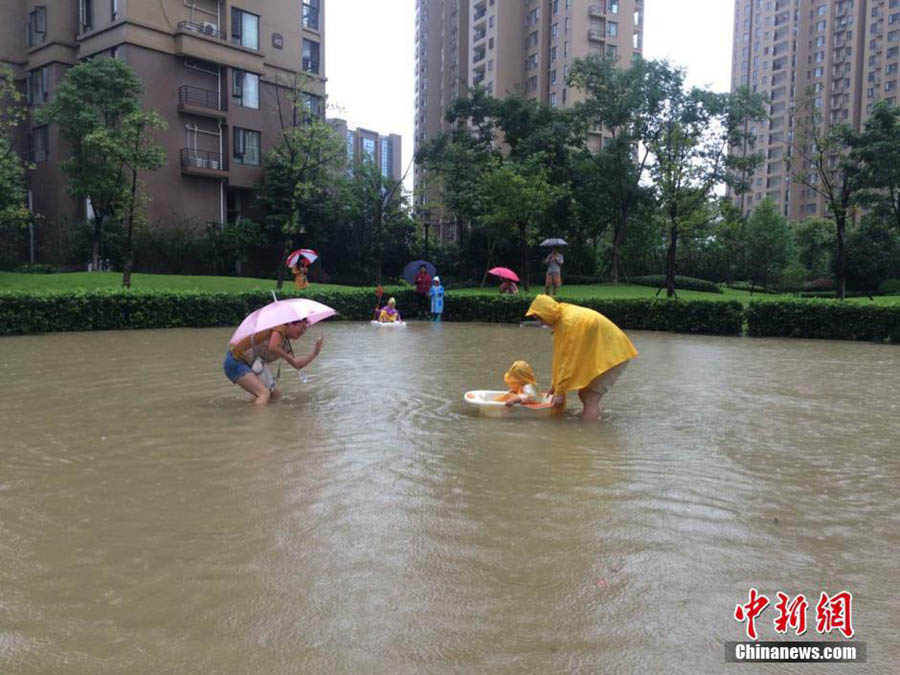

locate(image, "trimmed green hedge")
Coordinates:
746 300 900 342
0 288 744 336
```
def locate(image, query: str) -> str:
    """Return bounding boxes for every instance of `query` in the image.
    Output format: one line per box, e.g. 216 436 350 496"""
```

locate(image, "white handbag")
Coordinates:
251 357 277 391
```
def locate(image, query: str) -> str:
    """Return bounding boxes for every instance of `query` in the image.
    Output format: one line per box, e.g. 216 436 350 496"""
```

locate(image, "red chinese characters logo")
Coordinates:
735 589 854 639
816 591 854 639
734 588 770 640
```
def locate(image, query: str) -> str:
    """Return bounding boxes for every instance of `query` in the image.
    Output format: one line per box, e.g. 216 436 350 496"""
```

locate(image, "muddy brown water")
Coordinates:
1 322 898 674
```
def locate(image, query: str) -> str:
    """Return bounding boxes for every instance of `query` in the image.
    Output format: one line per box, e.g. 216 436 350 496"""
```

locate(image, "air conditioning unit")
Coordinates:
202 22 218 35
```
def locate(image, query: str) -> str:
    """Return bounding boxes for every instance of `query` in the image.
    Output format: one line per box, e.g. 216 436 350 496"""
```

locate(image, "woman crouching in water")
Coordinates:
223 319 324 405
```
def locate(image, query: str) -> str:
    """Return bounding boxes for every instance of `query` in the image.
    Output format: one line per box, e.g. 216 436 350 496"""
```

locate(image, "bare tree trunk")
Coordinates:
610 219 626 283
836 215 846 300
665 219 679 298
519 223 529 290
91 215 103 271
480 239 497 287
122 169 138 289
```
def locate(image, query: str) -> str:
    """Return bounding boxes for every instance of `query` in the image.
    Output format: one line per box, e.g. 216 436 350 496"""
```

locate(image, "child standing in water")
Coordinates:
429 276 444 321
497 360 542 407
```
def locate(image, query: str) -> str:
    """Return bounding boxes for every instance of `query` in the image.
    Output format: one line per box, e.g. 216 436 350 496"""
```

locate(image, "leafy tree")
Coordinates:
850 100 900 231
339 158 414 283
844 218 900 291
786 93 862 299
793 217 834 279
0 66 31 233
568 56 683 281
37 58 164 274
478 153 564 288
260 80 347 289
743 199 795 290
648 83 766 297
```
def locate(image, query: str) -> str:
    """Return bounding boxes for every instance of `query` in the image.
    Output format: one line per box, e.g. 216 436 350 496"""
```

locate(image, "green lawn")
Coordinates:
2 271 897 305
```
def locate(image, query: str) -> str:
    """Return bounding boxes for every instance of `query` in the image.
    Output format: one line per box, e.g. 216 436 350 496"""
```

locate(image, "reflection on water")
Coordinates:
1 323 898 674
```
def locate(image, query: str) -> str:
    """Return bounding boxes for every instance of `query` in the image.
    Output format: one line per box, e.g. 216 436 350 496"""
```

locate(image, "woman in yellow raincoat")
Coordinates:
525 294 637 420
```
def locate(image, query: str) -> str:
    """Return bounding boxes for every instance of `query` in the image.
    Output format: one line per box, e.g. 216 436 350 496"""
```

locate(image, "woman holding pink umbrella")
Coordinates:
223 298 334 405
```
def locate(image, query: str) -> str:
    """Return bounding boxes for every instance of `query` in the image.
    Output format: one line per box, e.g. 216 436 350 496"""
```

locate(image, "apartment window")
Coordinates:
233 127 260 165
362 137 376 161
31 125 49 162
634 10 641 26
868 87 875 98
817 5 827 16
887 81 897 91
232 69 259 109
231 8 259 50
888 63 899 74
551 46 557 61
26 6 47 47
527 75 537 92
26 67 49 105
552 23 558 38
815 66 824 77
528 31 538 48
608 21 618 37
380 138 393 177
346 132 355 162
489 16 494 28
111 0 118 21
302 0 320 30
553 0 559 14
562 87 567 103
550 69 557 84
564 41 568 57
609 1 619 14
606 44 618 58
79 0 93 32
526 8 539 26
565 17 570 33
550 92 557 107
302 39 320 74
817 20 826 32
563 64 568 80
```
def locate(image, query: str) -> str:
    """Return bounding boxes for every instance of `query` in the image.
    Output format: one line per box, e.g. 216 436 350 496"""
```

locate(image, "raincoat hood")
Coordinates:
503 360 538 392
526 295 637 393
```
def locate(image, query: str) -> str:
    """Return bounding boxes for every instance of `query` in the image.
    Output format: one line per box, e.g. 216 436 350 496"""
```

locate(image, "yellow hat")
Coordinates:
388 297 396 306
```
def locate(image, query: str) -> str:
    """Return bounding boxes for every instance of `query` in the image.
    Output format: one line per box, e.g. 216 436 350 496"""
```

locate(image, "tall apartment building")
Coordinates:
328 118 403 182
414 0 644 240
3 0 326 259
730 0 900 221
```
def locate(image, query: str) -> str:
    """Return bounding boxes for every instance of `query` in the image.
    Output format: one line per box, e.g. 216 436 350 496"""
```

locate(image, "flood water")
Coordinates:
1 321 898 674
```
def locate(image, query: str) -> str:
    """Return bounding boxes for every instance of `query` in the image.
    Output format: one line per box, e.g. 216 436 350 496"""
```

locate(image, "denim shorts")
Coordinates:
223 351 252 383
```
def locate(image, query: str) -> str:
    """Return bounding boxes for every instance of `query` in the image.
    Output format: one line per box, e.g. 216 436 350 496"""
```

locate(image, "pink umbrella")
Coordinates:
230 298 336 345
286 248 318 267
488 267 520 282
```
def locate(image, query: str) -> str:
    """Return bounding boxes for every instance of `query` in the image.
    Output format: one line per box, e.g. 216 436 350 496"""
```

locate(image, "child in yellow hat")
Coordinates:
496 360 541 407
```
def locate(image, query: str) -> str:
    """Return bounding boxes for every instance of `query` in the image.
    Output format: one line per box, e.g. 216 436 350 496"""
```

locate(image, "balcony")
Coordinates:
178 86 227 118
588 29 605 43
474 7 487 21
180 149 228 177
474 28 486 42
175 22 265 72
302 58 320 74
588 5 606 18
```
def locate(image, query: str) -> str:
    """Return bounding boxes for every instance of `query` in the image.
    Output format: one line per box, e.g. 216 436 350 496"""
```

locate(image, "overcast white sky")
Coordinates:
325 0 736 190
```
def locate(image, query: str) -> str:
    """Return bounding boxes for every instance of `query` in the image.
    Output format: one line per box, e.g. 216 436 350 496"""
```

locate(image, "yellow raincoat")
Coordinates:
525 295 637 394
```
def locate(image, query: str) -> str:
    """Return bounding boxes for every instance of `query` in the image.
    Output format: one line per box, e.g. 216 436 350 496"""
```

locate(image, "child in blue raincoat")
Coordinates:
429 276 444 321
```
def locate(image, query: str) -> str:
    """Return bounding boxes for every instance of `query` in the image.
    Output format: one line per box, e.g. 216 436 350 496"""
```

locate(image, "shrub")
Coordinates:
563 274 605 285
803 277 835 291
14 263 59 274
0 288 744 336
746 300 900 342
878 278 900 295
627 275 723 294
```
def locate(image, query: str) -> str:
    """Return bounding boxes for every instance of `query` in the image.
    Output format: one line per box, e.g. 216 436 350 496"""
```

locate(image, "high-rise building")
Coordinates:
414 0 645 241
730 0 899 221
328 119 403 182
3 1 326 259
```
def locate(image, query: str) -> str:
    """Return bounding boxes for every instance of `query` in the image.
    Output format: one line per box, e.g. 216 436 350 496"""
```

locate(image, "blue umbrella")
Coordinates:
403 260 436 284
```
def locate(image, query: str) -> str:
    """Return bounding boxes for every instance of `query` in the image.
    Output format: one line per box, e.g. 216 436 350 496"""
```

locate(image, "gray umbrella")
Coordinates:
539 238 568 247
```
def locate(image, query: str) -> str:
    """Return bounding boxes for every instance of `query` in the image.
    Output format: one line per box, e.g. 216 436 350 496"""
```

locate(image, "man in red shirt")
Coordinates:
414 264 432 319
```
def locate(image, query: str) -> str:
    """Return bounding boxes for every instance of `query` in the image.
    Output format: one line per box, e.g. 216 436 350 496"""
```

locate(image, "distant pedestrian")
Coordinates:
415 264 432 318
544 248 564 296
429 276 444 322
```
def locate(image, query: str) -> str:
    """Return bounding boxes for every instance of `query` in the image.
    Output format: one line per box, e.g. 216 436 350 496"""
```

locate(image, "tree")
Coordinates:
568 56 684 281
850 100 900 232
793 217 834 279
340 158 414 283
743 199 795 290
37 58 163 272
648 83 766 297
260 79 346 289
478 153 564 289
0 65 31 233
786 93 861 299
